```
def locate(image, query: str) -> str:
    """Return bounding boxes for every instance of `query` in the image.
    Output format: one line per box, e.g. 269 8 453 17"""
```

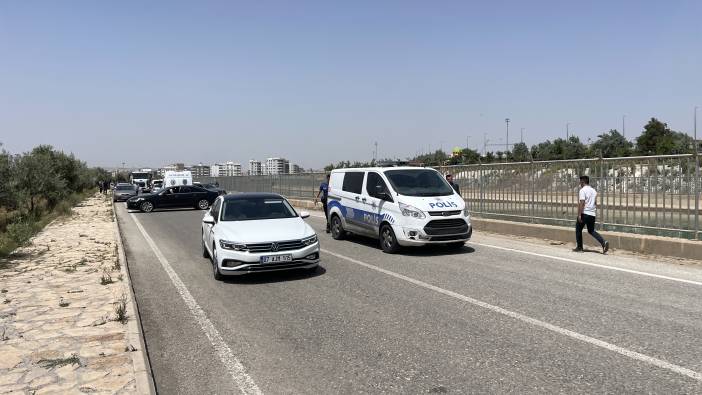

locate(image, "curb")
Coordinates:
112 201 157 395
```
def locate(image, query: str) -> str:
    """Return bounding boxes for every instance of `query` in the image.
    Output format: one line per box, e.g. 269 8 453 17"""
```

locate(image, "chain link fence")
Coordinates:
198 154 701 240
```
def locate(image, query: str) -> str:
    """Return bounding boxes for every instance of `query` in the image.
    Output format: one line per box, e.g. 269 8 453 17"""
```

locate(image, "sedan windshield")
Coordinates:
384 169 454 197
221 198 297 221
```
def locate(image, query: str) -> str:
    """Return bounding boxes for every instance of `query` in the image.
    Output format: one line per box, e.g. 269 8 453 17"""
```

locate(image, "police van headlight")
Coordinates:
399 202 425 219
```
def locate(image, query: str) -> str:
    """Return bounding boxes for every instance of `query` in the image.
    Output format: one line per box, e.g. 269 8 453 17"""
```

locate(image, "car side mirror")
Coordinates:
202 214 215 225
300 211 310 219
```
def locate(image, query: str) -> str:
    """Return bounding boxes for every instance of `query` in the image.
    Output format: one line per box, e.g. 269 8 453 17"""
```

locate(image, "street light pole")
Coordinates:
505 118 510 151
520 128 525 144
622 115 626 138
695 106 699 240
566 122 570 140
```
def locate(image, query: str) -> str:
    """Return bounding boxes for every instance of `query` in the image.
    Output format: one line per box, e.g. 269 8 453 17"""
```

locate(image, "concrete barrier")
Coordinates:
287 198 702 261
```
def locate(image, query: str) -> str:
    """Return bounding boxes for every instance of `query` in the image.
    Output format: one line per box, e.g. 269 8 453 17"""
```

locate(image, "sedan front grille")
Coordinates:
245 239 306 253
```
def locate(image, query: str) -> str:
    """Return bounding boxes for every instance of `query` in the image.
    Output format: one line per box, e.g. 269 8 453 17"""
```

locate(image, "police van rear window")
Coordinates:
342 172 364 194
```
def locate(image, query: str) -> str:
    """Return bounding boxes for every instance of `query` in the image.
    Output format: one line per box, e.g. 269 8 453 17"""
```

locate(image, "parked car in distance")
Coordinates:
113 183 138 202
151 179 164 193
126 185 219 212
194 182 227 195
201 193 319 280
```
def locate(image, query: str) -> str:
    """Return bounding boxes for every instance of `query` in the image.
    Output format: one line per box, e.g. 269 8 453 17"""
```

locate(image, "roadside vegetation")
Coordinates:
0 143 112 257
325 118 700 169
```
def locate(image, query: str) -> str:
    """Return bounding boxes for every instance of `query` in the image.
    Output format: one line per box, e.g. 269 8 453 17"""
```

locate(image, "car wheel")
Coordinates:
330 215 346 240
202 233 209 258
197 199 210 210
212 244 223 281
140 201 154 213
380 224 401 254
446 242 465 250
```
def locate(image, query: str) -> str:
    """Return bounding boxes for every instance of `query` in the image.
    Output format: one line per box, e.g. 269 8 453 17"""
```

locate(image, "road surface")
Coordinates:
115 204 702 394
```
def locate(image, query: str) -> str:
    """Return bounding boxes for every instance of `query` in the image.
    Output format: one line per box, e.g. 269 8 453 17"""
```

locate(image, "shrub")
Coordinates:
6 220 36 246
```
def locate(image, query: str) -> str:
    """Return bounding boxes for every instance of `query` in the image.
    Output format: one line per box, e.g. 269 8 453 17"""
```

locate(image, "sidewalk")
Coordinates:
0 194 150 394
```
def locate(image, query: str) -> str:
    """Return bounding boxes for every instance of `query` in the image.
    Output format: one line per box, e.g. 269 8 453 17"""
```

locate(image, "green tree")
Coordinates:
635 118 693 156
13 149 66 215
591 129 633 158
512 142 530 162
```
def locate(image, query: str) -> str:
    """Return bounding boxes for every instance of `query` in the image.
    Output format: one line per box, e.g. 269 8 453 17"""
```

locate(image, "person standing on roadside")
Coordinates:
446 174 460 195
574 175 609 254
98 180 104 194
315 174 331 233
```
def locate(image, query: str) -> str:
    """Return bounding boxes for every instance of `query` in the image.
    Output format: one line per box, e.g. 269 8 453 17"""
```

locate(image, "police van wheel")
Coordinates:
330 215 346 240
380 224 400 254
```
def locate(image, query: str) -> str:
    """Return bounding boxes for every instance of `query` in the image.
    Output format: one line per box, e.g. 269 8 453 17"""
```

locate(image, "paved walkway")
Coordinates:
0 194 139 394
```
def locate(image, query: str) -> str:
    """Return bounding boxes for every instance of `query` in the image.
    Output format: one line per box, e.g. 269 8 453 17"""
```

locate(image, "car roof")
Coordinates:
221 192 284 201
331 166 430 173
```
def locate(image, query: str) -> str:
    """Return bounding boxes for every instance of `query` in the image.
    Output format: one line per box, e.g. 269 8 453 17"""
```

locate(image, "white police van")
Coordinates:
327 167 472 253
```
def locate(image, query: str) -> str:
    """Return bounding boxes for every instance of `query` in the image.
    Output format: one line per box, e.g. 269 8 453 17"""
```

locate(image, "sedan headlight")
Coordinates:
219 240 248 251
302 234 318 246
399 202 425 219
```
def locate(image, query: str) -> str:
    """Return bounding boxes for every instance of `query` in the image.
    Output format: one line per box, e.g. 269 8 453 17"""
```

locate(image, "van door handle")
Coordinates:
361 198 367 202
355 196 360 201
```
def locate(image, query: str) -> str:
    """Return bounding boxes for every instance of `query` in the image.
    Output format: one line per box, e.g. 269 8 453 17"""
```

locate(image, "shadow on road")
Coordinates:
126 208 206 214
220 266 327 285
340 234 476 257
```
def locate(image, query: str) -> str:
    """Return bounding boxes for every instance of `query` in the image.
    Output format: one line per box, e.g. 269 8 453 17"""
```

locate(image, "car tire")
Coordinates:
380 224 401 254
202 233 209 258
330 215 346 240
197 199 210 210
446 242 465 250
212 244 223 281
140 201 154 213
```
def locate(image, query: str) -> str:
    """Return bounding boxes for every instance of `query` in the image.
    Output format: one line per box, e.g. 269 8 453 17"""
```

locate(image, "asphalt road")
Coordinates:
115 204 702 394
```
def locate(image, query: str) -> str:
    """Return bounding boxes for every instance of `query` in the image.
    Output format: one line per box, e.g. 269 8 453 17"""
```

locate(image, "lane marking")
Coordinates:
130 213 262 395
470 242 702 287
321 248 702 382
303 213 702 287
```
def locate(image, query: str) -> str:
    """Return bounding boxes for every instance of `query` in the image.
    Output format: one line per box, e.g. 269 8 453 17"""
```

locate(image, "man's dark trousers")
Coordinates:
576 214 605 249
322 199 329 231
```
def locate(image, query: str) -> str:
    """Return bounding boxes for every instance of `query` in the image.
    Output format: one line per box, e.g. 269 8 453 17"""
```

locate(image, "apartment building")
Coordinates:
248 160 263 176
265 157 290 175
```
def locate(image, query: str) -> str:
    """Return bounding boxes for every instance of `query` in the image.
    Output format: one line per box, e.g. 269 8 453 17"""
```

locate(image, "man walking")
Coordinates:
315 174 331 233
574 175 609 254
446 174 460 195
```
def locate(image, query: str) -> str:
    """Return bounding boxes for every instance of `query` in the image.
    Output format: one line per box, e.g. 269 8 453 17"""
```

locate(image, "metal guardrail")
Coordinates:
198 154 701 240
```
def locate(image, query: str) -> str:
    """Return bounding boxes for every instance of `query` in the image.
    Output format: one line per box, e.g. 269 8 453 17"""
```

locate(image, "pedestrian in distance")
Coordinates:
98 180 104 194
315 174 331 233
446 174 460 195
574 175 609 254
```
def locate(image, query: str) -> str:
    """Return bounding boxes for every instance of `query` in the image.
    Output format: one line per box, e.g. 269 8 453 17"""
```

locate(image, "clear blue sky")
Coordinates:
1 1 700 169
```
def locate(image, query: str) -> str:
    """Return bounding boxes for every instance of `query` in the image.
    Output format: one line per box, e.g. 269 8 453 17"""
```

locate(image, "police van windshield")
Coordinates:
384 169 454 197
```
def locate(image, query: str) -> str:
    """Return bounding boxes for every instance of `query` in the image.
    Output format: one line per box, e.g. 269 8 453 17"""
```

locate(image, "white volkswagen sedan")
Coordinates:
202 193 320 280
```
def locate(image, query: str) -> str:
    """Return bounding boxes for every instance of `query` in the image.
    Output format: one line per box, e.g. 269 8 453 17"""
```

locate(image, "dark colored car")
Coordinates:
126 185 219 213
194 182 227 195
113 184 138 202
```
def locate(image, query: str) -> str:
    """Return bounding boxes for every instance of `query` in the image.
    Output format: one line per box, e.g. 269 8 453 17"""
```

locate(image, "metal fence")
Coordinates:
198 154 701 240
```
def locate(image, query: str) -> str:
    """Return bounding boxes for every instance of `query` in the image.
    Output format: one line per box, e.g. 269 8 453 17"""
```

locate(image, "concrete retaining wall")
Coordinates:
288 198 702 261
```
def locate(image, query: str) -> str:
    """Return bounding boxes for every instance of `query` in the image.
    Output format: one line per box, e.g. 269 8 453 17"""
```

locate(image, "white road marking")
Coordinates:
303 213 702 286
321 248 702 382
131 214 263 395
470 242 702 287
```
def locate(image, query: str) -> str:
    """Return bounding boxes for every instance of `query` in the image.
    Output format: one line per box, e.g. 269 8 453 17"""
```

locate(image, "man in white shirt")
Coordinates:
574 175 609 254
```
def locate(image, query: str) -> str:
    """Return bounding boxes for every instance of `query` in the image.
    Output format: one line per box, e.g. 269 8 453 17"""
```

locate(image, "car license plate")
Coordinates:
260 254 293 264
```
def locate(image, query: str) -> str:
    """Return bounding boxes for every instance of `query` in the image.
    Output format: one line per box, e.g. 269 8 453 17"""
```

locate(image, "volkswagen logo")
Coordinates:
271 242 279 252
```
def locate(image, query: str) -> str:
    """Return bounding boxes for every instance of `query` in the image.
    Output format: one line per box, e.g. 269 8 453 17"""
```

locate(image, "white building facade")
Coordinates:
248 160 263 176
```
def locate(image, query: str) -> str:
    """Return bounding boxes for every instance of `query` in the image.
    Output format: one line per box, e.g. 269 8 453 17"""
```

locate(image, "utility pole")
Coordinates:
695 106 699 239
505 118 510 151
566 122 570 140
622 115 626 138
483 133 489 156
520 128 525 144
373 141 378 162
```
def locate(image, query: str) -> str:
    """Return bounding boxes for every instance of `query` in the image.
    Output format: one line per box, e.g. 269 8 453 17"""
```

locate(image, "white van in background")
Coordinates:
163 170 193 188
327 167 472 253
